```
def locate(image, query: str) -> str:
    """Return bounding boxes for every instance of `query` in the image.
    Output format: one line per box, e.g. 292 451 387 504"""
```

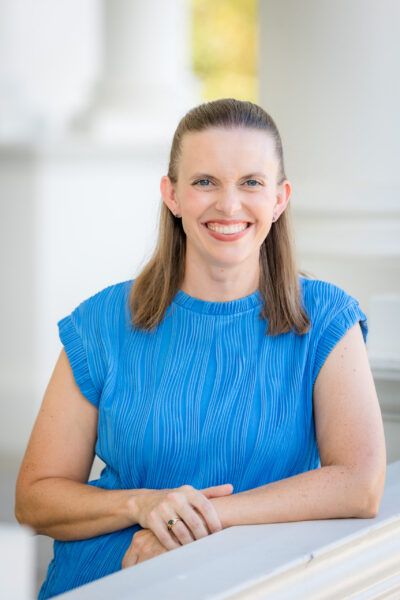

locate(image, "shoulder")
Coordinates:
300 276 362 321
56 280 133 408
68 279 133 318
58 278 134 339
73 278 133 310
299 275 368 342
299 276 369 387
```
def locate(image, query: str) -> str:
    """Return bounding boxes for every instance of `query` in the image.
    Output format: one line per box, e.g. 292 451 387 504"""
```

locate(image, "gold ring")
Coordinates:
167 518 181 531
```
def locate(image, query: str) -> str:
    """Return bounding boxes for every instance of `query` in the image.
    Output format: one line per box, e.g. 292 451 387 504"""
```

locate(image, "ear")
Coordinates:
274 180 292 216
160 175 180 216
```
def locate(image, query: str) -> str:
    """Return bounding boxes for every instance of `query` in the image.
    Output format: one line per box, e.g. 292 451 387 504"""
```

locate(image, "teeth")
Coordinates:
206 223 248 234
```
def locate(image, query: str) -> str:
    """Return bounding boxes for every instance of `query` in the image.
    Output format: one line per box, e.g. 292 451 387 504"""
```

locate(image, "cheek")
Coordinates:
184 189 200 208
183 189 211 214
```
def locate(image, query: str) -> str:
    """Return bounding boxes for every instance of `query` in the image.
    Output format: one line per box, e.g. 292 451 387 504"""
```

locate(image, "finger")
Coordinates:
168 489 223 538
159 498 197 545
166 517 197 545
159 492 199 545
149 515 182 551
190 494 224 534
200 483 234 498
146 507 181 550
175 505 210 541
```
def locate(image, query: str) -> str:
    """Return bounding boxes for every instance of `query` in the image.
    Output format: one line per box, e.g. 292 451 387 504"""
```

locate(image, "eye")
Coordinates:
192 178 262 187
193 179 212 187
244 179 262 187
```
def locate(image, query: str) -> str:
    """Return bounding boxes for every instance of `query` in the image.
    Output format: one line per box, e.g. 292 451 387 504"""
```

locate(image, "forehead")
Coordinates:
178 127 278 175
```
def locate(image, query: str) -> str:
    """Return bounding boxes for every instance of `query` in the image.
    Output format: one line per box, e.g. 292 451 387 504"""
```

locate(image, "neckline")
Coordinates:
172 288 263 315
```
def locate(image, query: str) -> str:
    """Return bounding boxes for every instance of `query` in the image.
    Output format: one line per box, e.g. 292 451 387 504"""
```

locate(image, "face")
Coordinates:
160 127 291 271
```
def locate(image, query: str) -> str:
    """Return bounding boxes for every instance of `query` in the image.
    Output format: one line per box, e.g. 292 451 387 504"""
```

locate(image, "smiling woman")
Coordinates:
134 102 305 333
15 98 386 599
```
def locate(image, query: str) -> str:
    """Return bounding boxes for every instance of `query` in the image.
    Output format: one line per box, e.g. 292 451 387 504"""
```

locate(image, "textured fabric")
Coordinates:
38 276 368 599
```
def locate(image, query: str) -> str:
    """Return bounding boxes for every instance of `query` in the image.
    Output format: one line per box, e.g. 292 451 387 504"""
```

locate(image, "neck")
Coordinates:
180 256 260 303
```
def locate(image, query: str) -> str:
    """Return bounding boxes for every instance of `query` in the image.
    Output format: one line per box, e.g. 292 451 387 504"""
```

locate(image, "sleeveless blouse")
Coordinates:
38 276 368 598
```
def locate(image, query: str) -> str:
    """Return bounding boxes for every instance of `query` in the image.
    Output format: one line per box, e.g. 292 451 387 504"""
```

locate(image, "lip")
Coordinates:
201 222 253 242
202 219 252 225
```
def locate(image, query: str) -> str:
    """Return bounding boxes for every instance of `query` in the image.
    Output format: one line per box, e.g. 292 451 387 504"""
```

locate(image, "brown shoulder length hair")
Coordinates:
129 98 313 336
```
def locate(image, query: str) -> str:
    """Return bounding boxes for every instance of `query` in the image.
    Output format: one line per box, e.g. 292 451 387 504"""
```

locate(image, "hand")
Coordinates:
122 528 167 569
134 483 233 550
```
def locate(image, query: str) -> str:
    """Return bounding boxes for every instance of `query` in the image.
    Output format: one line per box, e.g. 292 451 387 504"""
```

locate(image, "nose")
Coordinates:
214 186 242 215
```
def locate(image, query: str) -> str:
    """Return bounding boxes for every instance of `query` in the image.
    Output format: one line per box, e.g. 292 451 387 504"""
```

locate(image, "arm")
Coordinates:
210 323 387 528
15 350 151 541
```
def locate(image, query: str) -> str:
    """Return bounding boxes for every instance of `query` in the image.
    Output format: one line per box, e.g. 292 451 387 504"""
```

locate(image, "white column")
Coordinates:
0 0 37 141
0 0 100 141
77 0 201 142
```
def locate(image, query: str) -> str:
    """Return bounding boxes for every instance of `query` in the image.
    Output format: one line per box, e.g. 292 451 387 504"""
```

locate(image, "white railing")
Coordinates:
3 462 399 599
0 522 35 600
52 461 400 600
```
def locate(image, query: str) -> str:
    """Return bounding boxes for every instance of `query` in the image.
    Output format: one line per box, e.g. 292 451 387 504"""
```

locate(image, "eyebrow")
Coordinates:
190 172 268 181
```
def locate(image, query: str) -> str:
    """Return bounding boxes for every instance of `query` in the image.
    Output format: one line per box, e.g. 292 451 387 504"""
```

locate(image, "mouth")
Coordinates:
201 221 253 241
202 221 252 229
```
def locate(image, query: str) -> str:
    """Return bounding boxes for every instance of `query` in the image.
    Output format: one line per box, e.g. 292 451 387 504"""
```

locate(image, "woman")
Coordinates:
15 98 386 598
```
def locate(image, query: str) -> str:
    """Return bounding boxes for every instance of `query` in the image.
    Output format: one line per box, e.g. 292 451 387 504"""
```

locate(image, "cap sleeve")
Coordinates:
311 285 369 390
58 312 102 408
57 286 115 408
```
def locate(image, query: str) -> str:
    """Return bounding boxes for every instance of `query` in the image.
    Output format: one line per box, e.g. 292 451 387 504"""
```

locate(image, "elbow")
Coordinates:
14 495 30 527
358 498 381 519
364 485 384 518
15 488 37 530
14 505 23 525
15 502 41 534
358 499 379 519
14 489 26 525
356 471 386 519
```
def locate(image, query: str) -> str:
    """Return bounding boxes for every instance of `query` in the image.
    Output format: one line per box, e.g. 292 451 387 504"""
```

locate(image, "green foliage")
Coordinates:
191 0 258 102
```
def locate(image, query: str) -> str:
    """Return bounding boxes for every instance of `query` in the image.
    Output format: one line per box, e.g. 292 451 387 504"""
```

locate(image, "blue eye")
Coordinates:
192 178 262 187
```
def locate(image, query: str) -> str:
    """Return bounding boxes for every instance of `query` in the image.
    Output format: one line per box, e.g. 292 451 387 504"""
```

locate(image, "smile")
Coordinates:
201 222 253 242
206 222 247 234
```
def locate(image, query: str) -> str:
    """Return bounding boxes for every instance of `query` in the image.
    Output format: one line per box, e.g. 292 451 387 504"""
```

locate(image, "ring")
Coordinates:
167 518 181 531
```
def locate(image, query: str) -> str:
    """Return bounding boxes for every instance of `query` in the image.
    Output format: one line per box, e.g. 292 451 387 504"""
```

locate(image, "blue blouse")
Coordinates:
38 276 368 598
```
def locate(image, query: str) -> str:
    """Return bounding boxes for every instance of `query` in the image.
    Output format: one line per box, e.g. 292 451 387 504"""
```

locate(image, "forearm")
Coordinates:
211 466 376 529
15 477 152 541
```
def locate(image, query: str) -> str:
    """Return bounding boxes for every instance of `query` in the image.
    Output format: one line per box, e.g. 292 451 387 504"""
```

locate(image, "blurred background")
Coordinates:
1 0 399 596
